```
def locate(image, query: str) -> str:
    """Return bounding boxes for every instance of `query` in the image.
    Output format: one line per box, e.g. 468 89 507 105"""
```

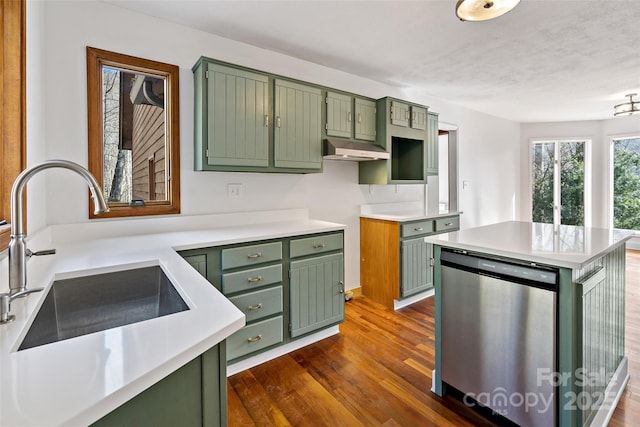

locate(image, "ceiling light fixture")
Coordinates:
614 94 640 116
455 0 520 21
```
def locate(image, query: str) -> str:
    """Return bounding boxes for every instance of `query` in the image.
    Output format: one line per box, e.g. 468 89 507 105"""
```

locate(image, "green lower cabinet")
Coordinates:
91 344 227 427
290 252 345 338
401 237 433 298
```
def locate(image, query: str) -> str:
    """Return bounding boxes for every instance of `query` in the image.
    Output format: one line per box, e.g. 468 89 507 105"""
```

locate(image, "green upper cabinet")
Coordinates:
426 112 439 176
326 92 376 142
274 79 322 169
205 64 269 167
390 100 410 127
326 91 352 138
411 106 428 130
354 98 377 141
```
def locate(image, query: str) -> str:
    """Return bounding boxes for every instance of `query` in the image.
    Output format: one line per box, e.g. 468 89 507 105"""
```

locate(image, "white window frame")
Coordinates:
608 133 640 234
529 138 592 227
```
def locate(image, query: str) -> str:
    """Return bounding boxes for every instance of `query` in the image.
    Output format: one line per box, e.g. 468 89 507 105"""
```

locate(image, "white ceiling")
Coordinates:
105 0 640 123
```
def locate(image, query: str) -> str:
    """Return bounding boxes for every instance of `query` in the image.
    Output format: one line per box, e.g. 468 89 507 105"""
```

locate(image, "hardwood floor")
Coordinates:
229 250 640 426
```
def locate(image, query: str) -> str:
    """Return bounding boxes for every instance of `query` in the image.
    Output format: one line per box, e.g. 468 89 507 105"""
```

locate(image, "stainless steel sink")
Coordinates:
19 266 189 351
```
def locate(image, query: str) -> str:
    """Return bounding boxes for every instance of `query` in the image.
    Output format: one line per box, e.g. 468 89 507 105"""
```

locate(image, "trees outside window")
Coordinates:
612 137 640 231
532 140 586 227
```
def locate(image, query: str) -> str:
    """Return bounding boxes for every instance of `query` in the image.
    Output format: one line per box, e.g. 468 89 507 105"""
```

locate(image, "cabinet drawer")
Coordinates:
222 264 282 295
435 216 459 233
221 242 282 270
228 286 283 323
226 316 283 360
401 220 434 237
290 233 343 258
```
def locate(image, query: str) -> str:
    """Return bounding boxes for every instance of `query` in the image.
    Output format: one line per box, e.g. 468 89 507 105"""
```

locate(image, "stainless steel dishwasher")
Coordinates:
440 248 558 427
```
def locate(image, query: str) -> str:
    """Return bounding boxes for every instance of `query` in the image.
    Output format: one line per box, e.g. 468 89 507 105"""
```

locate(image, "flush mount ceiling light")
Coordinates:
456 0 520 21
614 93 640 116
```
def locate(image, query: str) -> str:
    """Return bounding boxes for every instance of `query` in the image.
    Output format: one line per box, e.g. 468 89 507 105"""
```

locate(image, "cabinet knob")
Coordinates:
357 113 362 123
247 252 263 260
264 114 269 127
347 111 352 122
445 222 453 226
414 227 424 231
313 243 326 249
247 275 263 283
276 116 281 128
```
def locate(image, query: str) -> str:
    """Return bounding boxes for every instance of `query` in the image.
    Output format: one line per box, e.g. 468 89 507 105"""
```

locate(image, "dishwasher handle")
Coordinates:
441 249 558 291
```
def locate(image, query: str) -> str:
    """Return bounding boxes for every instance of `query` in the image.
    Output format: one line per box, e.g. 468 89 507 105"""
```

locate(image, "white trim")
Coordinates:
588 356 629 427
394 288 435 310
227 325 339 376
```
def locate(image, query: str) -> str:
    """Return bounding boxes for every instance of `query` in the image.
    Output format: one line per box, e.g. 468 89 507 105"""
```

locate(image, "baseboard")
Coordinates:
588 356 629 426
227 325 340 376
394 288 435 310
349 287 362 298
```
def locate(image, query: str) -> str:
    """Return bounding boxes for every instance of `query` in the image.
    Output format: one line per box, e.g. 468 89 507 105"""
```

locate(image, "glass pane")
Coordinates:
559 141 585 226
613 137 640 230
532 143 555 223
102 66 167 205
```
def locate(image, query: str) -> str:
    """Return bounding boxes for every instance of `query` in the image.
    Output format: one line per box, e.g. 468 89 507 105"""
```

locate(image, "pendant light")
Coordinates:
456 0 520 21
614 94 639 116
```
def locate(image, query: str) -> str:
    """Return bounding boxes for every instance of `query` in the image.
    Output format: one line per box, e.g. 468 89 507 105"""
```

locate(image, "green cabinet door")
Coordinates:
354 97 376 141
274 79 322 169
426 112 439 176
411 105 427 130
390 100 410 127
290 252 344 338
206 64 269 167
326 91 352 138
401 238 433 298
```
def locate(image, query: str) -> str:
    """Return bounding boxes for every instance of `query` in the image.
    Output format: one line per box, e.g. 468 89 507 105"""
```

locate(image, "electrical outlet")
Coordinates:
227 183 242 198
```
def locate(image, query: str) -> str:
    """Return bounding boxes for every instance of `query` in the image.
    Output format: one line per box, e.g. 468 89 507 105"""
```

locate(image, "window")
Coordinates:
611 136 640 231
531 139 588 226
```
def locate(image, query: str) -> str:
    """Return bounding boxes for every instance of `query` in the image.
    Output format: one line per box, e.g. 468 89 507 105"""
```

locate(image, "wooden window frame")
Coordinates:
0 0 26 249
86 46 180 218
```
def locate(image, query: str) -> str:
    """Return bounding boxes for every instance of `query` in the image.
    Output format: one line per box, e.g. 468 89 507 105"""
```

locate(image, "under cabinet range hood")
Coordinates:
323 139 390 161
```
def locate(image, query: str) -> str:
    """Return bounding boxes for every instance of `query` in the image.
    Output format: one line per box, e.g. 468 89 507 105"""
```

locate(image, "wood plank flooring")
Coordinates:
229 250 640 426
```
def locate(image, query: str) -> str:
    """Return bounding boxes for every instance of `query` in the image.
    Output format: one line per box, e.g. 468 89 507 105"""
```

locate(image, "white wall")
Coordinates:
520 116 640 229
28 0 522 289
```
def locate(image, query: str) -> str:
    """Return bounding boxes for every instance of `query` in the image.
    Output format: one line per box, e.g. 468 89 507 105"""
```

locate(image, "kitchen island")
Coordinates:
426 221 634 427
0 209 344 427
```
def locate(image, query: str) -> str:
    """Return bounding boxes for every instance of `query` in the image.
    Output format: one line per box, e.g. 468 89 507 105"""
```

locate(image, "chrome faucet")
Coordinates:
7 160 109 295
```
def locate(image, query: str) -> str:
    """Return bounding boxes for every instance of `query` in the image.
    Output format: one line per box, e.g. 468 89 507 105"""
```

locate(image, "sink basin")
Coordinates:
19 266 189 351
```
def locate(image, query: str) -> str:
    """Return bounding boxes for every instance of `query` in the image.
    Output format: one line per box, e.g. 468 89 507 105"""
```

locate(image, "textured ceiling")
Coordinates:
105 0 640 123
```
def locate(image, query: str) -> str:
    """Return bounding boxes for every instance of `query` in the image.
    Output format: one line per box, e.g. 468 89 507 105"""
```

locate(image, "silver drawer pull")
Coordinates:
444 222 453 226
264 114 269 127
414 227 424 231
247 252 263 260
247 276 263 283
247 334 263 343
247 303 263 311
313 243 326 249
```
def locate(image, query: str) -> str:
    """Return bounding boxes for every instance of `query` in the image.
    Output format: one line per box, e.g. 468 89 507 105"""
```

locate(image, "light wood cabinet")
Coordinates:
360 215 459 309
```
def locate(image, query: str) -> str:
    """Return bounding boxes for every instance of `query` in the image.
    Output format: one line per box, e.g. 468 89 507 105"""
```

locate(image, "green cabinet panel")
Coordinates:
326 91 352 138
290 232 343 258
91 344 226 427
354 98 376 141
221 241 282 270
290 252 344 338
222 264 283 295
228 286 283 323
401 237 433 298
227 315 284 360
411 106 427 130
206 64 269 167
274 79 322 169
182 254 207 278
426 112 439 176
390 100 410 127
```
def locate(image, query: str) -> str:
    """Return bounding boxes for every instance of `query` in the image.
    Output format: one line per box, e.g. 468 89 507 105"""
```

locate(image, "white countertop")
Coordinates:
425 221 635 269
360 210 461 222
0 214 344 427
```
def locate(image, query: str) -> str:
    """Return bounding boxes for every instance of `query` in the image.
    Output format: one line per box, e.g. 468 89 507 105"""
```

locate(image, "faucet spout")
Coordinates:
8 160 109 294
